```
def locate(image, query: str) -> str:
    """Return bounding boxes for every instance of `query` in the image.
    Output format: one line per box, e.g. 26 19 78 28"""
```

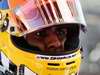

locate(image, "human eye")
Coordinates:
56 27 67 37
35 30 47 38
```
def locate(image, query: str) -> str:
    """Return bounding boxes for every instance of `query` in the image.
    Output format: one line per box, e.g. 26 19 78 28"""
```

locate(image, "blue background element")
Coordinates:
0 0 9 9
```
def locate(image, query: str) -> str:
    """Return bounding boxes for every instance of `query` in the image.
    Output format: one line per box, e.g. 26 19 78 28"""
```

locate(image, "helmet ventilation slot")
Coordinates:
66 61 75 65
48 63 60 66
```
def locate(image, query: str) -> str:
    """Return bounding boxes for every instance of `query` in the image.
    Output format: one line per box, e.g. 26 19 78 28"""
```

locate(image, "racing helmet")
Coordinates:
0 0 86 75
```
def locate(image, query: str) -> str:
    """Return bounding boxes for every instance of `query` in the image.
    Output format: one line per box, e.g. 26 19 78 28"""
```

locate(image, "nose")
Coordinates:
45 32 61 49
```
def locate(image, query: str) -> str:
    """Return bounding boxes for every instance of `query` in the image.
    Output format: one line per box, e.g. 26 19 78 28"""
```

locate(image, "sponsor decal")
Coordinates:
36 54 76 60
47 65 77 71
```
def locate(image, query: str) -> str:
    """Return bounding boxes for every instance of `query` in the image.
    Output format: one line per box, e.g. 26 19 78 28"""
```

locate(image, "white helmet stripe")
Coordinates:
37 0 48 24
67 0 77 17
41 0 53 23
75 0 86 26
52 1 63 20
56 0 74 22
48 0 59 22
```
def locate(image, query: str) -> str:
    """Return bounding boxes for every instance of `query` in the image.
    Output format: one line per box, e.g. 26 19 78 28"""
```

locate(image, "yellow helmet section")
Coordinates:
0 31 81 75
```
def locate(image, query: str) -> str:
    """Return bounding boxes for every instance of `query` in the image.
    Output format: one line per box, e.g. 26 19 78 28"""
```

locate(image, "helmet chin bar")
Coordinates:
0 50 80 75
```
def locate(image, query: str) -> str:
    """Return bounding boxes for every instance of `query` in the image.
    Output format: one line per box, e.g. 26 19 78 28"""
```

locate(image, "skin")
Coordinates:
24 26 67 53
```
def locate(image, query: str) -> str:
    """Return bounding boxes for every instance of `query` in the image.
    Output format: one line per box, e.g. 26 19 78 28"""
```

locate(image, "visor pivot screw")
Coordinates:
10 26 15 32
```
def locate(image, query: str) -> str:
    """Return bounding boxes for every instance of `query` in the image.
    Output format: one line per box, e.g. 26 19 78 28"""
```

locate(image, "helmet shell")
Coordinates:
7 0 87 36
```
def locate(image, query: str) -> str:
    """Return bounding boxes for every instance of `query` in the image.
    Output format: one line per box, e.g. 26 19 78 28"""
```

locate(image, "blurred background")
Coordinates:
79 0 100 75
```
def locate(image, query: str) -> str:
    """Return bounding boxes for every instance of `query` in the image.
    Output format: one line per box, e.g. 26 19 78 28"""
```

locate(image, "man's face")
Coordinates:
25 26 67 53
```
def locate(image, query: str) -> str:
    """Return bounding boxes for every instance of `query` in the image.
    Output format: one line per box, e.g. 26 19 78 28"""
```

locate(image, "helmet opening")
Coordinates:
10 23 80 55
